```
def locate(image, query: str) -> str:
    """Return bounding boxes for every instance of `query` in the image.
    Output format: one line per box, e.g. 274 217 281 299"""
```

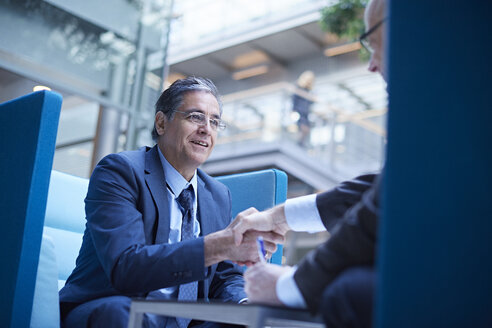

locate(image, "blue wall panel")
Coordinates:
376 1 492 327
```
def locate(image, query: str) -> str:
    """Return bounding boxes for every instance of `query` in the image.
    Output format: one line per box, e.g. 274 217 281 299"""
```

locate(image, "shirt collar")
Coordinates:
157 146 198 198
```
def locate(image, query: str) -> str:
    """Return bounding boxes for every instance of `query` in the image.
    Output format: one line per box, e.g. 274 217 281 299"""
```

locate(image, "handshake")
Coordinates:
203 205 289 267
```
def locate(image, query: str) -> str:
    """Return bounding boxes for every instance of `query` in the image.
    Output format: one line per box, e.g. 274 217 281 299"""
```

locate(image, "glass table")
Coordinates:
128 299 324 328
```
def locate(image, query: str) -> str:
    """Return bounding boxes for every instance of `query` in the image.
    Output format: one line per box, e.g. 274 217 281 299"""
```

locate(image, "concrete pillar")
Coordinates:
91 61 127 171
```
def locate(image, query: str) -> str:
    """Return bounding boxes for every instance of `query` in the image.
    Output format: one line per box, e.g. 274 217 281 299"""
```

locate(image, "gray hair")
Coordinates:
152 76 222 141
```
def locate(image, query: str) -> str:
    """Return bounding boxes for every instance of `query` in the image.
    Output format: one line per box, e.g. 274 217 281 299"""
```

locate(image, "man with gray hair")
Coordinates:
233 0 387 326
59 77 282 327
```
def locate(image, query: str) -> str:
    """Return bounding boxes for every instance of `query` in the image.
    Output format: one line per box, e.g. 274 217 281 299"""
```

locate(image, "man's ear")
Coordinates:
155 111 167 136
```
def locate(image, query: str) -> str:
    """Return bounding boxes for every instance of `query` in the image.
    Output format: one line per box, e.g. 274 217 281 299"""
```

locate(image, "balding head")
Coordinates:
365 0 386 28
364 0 386 29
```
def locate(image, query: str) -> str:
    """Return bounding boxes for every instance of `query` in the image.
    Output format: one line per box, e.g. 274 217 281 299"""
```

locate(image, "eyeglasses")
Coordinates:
173 110 226 131
359 18 387 53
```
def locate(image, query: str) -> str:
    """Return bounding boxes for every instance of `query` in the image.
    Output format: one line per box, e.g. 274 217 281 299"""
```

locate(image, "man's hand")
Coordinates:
244 263 292 305
225 230 283 266
204 229 283 267
230 206 290 246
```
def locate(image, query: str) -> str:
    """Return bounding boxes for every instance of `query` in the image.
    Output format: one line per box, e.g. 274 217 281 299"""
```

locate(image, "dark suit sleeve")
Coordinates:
208 261 246 302
85 154 207 294
316 173 377 231
294 176 381 313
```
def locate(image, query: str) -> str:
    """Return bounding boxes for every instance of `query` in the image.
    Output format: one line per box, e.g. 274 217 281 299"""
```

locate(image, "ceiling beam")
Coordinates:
293 28 326 51
248 43 287 67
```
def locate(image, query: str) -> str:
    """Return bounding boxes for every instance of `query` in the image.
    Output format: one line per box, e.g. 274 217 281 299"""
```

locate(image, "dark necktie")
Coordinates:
176 185 198 328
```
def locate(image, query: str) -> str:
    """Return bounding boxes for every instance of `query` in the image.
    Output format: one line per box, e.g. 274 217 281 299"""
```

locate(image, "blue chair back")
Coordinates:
0 91 62 328
216 169 287 264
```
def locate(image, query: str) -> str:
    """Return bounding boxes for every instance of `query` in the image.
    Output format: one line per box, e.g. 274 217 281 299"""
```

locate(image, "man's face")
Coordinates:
155 90 220 180
365 4 386 79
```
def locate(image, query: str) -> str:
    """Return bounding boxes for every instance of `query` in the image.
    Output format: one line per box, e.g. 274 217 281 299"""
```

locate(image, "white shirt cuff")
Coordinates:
276 267 307 308
284 194 325 233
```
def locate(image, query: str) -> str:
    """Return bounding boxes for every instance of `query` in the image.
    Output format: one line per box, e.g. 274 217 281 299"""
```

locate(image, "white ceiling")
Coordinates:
169 21 336 81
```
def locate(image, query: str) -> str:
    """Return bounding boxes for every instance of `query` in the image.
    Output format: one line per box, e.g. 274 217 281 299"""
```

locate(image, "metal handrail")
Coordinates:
221 81 387 137
217 79 387 177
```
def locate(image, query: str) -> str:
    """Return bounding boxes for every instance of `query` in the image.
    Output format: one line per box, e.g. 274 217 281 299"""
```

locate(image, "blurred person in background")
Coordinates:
292 70 316 147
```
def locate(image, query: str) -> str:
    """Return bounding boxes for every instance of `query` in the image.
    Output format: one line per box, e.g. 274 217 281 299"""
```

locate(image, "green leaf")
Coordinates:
320 0 368 40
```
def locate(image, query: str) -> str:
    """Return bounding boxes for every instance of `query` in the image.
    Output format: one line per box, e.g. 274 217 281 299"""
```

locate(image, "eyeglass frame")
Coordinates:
359 17 387 53
173 110 226 131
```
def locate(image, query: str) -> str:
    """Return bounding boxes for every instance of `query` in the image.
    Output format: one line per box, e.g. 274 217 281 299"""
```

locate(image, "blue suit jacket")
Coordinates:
59 146 245 307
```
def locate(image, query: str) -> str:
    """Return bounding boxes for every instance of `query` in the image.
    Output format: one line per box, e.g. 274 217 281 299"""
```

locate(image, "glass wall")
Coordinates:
0 0 173 177
217 68 387 179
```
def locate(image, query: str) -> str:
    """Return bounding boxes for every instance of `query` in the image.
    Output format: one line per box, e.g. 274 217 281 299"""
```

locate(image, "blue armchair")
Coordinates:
0 91 62 328
31 168 287 327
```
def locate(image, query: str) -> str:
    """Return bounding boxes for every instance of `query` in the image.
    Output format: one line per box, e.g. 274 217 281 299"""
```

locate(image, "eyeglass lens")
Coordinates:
186 112 225 130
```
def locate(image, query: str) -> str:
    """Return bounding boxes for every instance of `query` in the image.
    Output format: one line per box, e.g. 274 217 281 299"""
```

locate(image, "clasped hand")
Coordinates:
230 229 281 266
204 206 289 267
227 206 290 265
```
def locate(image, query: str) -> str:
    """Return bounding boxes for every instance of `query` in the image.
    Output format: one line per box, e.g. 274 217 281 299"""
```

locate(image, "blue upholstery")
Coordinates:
43 170 88 288
31 235 59 328
32 168 287 327
216 169 287 264
31 171 87 328
0 91 62 328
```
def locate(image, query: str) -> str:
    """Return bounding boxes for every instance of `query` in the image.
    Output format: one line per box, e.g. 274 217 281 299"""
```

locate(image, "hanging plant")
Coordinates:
320 0 368 40
319 0 369 60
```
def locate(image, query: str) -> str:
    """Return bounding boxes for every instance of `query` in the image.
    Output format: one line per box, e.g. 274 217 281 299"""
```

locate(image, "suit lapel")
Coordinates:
145 150 217 242
197 176 217 237
144 146 170 244
197 174 220 299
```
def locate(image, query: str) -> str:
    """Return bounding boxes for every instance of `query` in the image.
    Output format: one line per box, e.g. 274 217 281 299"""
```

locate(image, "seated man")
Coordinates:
59 77 281 328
